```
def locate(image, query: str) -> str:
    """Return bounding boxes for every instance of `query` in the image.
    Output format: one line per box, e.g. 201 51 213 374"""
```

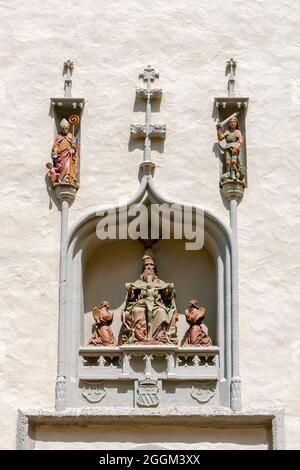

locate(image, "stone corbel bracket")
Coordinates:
136 87 162 100
130 124 166 140
215 97 248 111
51 97 85 111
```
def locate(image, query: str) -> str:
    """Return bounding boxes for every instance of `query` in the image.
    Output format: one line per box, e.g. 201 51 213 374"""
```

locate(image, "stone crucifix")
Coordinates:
130 65 166 163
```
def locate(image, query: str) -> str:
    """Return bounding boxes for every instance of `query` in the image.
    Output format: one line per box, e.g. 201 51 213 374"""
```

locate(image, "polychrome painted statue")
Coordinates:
88 300 116 346
216 116 244 182
47 117 79 186
121 255 178 345
182 299 212 346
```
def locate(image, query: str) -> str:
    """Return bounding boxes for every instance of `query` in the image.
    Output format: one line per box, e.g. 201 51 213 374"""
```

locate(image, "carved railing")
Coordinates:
79 345 219 382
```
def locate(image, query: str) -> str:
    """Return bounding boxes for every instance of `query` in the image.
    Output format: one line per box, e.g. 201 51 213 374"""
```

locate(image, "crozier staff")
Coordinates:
68 114 80 182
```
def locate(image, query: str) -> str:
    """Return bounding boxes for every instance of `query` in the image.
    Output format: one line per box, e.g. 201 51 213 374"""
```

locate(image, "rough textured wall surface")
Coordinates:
0 0 299 449
34 425 268 450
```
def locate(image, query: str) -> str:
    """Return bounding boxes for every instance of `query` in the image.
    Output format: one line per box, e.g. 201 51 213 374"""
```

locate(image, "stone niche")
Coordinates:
83 238 217 346
214 96 248 186
51 97 84 156
62 195 233 410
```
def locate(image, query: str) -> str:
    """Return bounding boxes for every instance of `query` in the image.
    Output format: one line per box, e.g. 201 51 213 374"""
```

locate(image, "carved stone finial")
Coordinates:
226 58 237 97
131 66 166 167
63 60 74 97
139 64 159 81
64 59 74 71
226 57 237 69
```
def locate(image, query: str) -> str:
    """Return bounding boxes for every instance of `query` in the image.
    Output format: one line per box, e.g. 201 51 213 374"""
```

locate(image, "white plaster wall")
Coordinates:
0 0 299 449
34 424 268 450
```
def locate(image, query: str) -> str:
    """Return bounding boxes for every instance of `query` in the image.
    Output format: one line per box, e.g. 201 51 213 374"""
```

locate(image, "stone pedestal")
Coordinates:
53 183 78 203
139 160 155 177
221 180 245 202
53 182 77 411
221 179 244 411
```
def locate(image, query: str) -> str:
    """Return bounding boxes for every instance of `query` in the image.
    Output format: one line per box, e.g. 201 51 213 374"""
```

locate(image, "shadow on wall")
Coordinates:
82 238 217 345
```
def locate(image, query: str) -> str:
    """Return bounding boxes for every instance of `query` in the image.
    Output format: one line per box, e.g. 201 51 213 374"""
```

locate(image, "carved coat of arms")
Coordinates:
190 381 216 403
81 381 106 403
136 378 159 407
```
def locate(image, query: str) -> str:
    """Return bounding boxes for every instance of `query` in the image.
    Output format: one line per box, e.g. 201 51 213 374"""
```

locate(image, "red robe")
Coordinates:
52 132 78 182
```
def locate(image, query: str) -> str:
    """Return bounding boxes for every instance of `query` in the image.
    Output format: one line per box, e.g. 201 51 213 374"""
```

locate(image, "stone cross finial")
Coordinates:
130 65 166 164
139 64 159 81
226 58 237 97
63 60 74 97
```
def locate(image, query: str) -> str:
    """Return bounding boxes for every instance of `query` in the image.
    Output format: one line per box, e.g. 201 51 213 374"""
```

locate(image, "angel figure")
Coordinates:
88 300 116 346
182 299 212 346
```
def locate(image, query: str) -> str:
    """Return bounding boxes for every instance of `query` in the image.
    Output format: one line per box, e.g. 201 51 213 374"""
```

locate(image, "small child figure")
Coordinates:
46 162 61 184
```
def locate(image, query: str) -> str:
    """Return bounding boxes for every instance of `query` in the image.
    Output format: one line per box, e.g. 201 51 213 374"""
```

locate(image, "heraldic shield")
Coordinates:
136 378 159 407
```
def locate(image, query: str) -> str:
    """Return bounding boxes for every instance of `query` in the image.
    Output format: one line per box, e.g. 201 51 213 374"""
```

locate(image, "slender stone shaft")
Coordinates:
54 185 77 410
144 73 152 162
229 197 241 411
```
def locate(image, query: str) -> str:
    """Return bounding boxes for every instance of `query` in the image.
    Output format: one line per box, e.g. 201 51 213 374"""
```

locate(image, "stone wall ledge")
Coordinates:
17 406 284 450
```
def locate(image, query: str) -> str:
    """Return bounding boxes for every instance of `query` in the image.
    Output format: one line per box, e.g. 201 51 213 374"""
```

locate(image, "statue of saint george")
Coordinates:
216 115 245 183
